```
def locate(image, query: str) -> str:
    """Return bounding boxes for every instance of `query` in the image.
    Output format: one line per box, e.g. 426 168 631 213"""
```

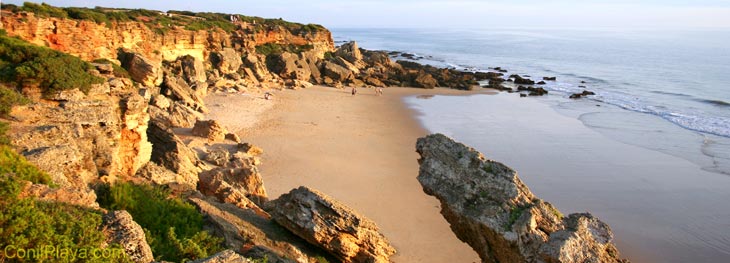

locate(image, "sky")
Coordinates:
3 0 730 29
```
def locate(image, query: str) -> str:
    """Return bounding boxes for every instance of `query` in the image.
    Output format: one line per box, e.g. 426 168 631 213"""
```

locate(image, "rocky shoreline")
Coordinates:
0 4 617 262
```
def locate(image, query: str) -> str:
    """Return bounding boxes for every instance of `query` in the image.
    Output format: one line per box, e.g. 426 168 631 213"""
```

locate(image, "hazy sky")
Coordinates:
4 0 730 29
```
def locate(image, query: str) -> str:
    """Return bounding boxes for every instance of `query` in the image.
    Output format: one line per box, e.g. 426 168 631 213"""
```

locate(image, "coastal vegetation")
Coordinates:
0 30 104 97
0 2 325 35
96 182 224 262
0 124 128 262
256 43 315 56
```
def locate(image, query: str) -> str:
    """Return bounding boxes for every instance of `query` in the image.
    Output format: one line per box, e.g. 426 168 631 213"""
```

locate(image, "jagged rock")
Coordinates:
151 95 171 110
162 75 208 113
118 50 163 87
414 71 438 89
243 53 274 82
226 133 241 143
120 94 153 177
570 90 597 99
266 187 396 263
237 142 263 156
212 48 243 74
511 75 536 85
192 120 228 142
147 121 200 188
335 41 364 65
270 52 312 81
321 61 353 83
190 197 324 263
20 181 99 208
102 211 154 263
543 76 557 81
135 162 193 189
205 147 231 166
199 164 268 205
192 250 249 263
415 134 628 263
180 55 208 83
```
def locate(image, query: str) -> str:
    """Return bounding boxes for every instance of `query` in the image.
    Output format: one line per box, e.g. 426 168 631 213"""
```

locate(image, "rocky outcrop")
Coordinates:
118 50 163 87
146 121 201 189
265 187 396 263
511 75 536 85
192 120 228 142
190 197 326 263
211 48 244 75
416 134 628 263
102 210 154 263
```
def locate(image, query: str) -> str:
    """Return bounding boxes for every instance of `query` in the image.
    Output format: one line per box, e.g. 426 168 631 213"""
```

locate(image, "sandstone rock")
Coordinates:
190 197 324 263
243 53 274 82
266 187 396 263
333 57 361 75
192 120 228 142
415 134 628 263
162 75 208 113
192 250 249 263
92 62 114 74
102 211 154 263
205 147 231 166
147 121 201 188
226 133 241 143
180 55 208 84
212 48 243 74
321 61 353 83
199 164 268 205
237 143 264 156
151 95 171 110
118 50 163 87
135 162 195 190
20 182 99 208
270 52 312 81
414 71 438 89
335 41 363 65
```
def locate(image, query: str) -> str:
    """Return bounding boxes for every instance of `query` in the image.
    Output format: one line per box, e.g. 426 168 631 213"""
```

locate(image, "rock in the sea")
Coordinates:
102 211 154 263
265 186 396 263
569 90 597 99
510 74 536 85
118 49 163 87
192 120 228 142
543 76 557 81
212 48 243 74
415 134 628 263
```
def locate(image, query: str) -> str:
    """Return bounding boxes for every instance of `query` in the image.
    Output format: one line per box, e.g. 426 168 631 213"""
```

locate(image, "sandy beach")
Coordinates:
206 86 495 262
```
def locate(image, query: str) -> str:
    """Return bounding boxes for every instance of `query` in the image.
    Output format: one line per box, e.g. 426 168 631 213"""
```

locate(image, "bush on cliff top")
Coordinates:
0 85 30 117
0 31 104 97
97 182 224 262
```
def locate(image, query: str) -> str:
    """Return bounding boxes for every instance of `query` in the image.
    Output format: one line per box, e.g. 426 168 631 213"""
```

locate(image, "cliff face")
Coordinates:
0 11 334 63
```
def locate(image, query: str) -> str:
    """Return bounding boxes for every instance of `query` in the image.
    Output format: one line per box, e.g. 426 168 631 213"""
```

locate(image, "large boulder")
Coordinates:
180 55 208 84
102 211 154 263
414 71 438 89
192 120 228 142
269 52 312 81
147 121 201 188
118 50 163 87
321 61 353 83
265 187 396 263
190 197 326 263
211 48 243 74
335 41 364 64
162 75 208 113
198 165 268 206
415 134 628 263
242 53 274 82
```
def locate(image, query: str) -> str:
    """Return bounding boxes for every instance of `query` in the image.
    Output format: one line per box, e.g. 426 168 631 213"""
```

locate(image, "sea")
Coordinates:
330 28 730 262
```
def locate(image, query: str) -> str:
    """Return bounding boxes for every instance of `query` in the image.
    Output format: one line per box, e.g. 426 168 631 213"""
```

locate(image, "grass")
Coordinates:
505 205 531 231
96 182 224 262
0 30 104 97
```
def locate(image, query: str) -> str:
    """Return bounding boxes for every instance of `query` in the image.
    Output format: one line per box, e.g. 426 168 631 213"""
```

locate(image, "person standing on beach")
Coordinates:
352 87 357 96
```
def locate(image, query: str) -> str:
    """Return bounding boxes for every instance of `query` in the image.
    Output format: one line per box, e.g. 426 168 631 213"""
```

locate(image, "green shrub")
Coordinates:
19 2 68 19
97 182 224 262
0 145 53 186
0 33 104 97
0 85 29 117
255 43 313 56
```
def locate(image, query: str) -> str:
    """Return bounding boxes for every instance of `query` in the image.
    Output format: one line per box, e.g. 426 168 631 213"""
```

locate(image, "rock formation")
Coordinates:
192 250 250 263
192 120 228 142
416 134 628 263
265 186 396 263
102 210 155 263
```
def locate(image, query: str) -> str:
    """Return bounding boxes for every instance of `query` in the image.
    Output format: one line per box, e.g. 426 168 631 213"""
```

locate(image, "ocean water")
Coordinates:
331 28 730 175
330 28 730 262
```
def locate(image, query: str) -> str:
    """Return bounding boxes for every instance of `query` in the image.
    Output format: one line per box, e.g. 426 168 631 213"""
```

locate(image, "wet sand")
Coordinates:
206 86 495 263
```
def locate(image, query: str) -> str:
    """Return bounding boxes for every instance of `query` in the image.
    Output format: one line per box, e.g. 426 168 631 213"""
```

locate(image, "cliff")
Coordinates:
0 8 334 63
